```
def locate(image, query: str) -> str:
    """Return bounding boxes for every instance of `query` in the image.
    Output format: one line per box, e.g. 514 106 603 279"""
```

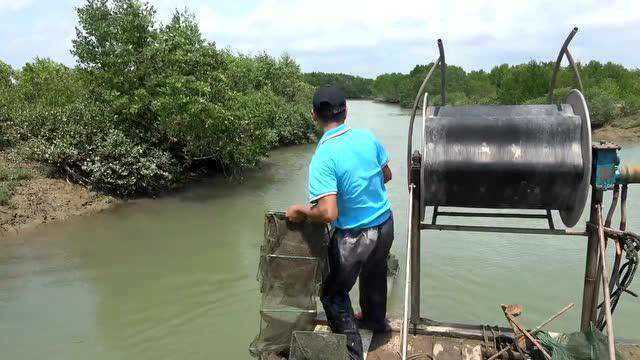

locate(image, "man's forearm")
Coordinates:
287 195 338 224
297 204 332 223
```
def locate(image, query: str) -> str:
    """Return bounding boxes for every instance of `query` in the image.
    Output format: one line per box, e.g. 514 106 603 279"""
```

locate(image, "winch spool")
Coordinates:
419 89 592 227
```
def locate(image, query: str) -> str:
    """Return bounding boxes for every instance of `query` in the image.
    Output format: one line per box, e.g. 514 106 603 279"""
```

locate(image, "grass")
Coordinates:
0 182 11 206
609 113 640 129
0 163 33 206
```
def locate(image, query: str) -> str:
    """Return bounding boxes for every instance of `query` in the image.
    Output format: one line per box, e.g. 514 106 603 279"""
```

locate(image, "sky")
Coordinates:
1 0 639 78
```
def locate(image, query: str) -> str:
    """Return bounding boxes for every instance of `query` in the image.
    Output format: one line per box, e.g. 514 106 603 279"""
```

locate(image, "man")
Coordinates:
286 85 394 360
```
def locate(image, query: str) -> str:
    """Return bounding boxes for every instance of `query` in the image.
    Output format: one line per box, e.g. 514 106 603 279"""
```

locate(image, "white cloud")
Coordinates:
0 0 33 12
185 0 640 76
2 0 639 76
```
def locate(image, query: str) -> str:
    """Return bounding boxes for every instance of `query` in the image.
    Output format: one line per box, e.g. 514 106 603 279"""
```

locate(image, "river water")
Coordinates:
1 100 639 359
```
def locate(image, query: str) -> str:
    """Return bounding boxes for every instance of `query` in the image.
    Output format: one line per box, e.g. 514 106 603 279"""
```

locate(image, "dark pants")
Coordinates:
321 214 394 360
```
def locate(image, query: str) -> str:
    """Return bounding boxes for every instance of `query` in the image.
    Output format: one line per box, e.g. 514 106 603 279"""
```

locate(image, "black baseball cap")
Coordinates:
312 85 347 121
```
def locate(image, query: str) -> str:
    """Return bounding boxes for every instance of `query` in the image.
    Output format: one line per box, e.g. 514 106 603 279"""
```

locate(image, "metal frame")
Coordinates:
426 208 585 235
400 29 618 360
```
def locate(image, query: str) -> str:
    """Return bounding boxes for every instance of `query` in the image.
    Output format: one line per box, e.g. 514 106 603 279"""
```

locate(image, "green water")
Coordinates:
1 100 639 359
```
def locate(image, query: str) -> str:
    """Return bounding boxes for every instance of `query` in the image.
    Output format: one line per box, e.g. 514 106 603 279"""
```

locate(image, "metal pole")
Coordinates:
580 188 603 331
596 206 617 359
437 39 446 105
410 153 422 324
548 27 579 103
407 58 439 184
564 49 584 93
401 185 415 360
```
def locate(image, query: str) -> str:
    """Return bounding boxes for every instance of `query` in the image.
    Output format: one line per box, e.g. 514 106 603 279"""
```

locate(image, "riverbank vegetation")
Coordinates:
0 163 32 206
372 61 640 127
303 72 374 99
1 0 639 219
0 0 316 200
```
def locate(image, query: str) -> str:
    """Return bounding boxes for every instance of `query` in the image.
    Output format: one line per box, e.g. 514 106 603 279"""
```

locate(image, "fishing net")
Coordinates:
289 331 348 360
249 212 330 358
536 325 625 360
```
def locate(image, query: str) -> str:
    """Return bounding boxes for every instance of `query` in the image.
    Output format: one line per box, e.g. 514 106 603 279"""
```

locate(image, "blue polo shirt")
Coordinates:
308 123 391 229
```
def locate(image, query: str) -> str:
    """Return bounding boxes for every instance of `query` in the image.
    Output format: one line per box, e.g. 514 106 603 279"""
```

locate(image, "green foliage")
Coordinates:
585 86 618 126
0 60 12 88
373 59 640 128
0 163 33 206
372 73 406 103
303 72 373 99
0 60 16 147
496 61 550 104
17 58 83 108
622 94 640 116
1 0 315 196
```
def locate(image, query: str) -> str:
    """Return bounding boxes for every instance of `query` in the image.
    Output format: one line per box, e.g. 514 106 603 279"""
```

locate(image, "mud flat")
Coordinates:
0 152 116 235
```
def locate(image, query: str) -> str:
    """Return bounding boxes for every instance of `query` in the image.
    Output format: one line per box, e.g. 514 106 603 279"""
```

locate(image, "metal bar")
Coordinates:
431 205 439 225
438 39 446 105
410 153 422 324
620 185 628 231
596 205 617 360
400 185 415 360
619 165 640 184
420 223 586 236
581 188 603 332
266 254 318 260
548 27 579 103
260 309 317 313
421 92 428 152
547 209 556 230
565 49 584 93
407 56 440 185
435 211 550 219
605 185 620 228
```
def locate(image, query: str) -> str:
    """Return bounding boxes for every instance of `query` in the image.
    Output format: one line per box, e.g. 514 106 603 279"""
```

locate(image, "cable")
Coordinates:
597 230 640 331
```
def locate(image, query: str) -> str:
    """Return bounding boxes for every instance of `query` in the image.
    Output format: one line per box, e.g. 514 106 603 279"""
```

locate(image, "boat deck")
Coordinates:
311 318 640 360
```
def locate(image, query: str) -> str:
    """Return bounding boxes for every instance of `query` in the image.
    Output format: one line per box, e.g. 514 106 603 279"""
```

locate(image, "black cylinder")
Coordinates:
421 104 590 217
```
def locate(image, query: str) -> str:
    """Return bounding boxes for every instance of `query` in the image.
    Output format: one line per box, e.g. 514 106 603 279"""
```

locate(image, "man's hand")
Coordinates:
382 164 392 184
285 195 338 224
286 205 307 223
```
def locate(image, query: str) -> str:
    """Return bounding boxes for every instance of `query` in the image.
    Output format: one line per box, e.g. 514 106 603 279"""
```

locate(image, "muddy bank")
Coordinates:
0 153 117 235
593 125 640 144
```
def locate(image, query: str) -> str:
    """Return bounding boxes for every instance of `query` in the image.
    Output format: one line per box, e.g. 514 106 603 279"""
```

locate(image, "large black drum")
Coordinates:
420 90 592 227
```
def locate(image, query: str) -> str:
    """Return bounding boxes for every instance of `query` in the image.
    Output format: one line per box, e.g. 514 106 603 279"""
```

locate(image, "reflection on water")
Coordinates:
1 100 639 359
